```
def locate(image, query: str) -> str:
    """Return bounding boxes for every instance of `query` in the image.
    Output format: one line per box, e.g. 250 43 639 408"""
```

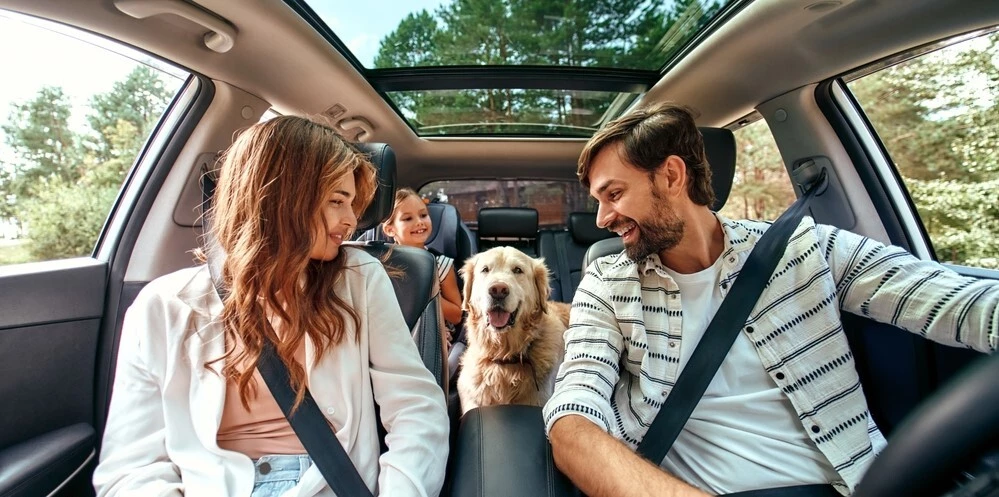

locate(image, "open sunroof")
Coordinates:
287 0 741 136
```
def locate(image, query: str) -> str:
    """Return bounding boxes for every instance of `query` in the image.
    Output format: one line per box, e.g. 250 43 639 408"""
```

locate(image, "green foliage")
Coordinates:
374 0 725 133
1 86 81 218
1 65 173 263
19 178 119 259
720 120 794 221
850 32 999 268
87 66 173 164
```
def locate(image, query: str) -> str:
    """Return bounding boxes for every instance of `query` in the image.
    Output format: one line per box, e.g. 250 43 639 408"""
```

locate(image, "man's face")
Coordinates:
588 142 685 261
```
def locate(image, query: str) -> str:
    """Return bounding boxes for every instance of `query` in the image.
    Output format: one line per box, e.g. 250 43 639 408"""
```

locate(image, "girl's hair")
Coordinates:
381 187 422 230
209 115 377 409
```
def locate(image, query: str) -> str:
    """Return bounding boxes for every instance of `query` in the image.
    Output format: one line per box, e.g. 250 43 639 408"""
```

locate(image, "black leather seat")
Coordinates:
477 207 540 256
425 201 477 287
582 126 738 269
351 143 446 392
539 212 617 302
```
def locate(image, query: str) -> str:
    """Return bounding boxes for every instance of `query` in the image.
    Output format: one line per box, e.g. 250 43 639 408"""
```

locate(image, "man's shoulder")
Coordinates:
588 250 638 278
719 214 822 249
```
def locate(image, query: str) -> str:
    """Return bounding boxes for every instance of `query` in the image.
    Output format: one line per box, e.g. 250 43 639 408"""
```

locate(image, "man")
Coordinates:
542 102 997 496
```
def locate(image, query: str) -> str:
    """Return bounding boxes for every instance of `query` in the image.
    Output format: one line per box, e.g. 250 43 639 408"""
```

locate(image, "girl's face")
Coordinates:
385 195 432 248
309 176 358 261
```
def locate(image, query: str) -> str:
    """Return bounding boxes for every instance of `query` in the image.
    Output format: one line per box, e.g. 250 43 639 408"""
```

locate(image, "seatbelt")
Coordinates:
636 170 827 466
554 232 574 303
201 171 374 497
206 261 375 497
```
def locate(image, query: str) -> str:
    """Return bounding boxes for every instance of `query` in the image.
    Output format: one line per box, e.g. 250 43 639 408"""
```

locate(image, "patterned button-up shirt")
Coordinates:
543 215 998 494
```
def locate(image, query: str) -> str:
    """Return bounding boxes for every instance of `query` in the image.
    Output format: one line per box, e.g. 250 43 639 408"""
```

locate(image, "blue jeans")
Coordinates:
250 454 312 497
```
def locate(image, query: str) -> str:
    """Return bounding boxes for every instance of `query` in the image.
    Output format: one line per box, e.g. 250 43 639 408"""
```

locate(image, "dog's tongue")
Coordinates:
488 309 512 329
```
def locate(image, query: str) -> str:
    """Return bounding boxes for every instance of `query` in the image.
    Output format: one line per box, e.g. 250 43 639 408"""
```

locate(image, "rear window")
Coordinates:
420 179 596 230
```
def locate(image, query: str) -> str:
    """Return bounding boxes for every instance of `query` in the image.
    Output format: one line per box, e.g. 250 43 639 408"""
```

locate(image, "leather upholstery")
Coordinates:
447 405 578 497
477 207 540 256
477 207 539 238
568 212 615 245
353 142 396 232
349 144 445 391
700 126 736 212
582 236 625 270
426 202 477 273
0 423 94 497
539 212 619 302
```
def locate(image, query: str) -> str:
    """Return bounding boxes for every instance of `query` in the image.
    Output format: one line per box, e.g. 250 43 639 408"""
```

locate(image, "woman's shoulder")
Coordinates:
130 265 214 315
342 246 383 271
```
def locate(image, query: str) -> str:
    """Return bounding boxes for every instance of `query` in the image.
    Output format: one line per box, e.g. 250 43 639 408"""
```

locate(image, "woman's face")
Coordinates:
309 176 358 261
386 195 432 248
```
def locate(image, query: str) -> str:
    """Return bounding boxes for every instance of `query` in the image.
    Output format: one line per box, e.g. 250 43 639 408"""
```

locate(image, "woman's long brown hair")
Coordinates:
208 115 377 410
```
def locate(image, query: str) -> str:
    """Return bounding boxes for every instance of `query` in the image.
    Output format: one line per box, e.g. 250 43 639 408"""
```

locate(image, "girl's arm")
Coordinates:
439 268 463 325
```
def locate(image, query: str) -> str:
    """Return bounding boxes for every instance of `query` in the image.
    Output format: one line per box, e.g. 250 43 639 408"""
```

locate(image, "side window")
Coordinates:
718 117 795 221
419 180 596 229
848 30 999 269
0 12 187 267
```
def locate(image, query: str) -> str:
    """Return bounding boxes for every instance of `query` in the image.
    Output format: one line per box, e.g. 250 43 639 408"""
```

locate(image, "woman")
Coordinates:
93 116 449 496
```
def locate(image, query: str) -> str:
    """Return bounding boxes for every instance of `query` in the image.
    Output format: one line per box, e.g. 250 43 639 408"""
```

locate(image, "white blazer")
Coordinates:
93 248 449 497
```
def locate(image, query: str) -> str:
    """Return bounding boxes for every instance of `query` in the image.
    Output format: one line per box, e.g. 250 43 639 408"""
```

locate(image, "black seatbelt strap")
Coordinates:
256 341 374 497
636 172 826 465
554 233 574 303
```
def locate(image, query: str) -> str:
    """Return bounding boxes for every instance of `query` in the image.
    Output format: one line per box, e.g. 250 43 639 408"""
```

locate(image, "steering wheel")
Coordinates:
853 351 999 497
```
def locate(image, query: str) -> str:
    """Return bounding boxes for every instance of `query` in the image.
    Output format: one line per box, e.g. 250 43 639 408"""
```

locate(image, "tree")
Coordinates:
374 10 440 68
1 65 175 261
720 120 795 221
372 0 722 134
87 65 173 164
850 32 999 267
1 86 81 206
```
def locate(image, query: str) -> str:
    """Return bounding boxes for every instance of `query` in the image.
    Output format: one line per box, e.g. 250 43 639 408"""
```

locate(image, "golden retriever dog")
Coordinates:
457 246 571 414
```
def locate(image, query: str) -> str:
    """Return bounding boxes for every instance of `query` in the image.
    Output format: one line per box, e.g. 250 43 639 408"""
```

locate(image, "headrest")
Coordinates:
425 202 459 257
568 212 616 245
353 142 396 232
583 237 624 269
477 207 539 238
698 127 736 211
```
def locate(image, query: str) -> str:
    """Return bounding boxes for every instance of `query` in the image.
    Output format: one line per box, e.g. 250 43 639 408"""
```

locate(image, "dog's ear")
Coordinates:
533 256 551 315
460 255 477 315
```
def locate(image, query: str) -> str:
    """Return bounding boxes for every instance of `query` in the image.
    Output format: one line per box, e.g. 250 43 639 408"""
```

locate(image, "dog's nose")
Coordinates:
489 283 509 300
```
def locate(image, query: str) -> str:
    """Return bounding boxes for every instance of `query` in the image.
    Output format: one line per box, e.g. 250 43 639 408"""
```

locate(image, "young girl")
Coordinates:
93 116 449 496
382 188 464 339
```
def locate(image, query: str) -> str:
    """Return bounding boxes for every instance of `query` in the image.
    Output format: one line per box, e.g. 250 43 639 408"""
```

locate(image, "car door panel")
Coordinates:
0 260 107 497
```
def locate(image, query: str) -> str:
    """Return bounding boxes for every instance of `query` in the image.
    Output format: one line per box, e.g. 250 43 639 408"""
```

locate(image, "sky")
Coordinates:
308 0 447 66
0 12 186 163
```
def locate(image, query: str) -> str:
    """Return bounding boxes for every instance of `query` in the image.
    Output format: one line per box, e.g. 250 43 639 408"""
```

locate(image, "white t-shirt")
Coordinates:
661 255 838 494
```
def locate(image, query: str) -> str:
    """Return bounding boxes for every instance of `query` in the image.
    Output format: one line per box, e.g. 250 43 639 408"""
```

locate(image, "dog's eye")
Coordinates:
512 266 523 274
480 266 490 274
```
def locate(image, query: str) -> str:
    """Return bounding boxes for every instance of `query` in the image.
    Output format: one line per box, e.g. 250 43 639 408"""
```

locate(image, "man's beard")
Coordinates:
612 189 685 261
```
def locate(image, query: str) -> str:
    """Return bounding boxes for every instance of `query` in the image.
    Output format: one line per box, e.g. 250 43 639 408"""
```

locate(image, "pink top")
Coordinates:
216 343 308 459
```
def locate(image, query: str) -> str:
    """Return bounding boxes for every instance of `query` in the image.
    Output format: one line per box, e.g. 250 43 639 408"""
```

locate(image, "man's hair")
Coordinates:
577 102 715 207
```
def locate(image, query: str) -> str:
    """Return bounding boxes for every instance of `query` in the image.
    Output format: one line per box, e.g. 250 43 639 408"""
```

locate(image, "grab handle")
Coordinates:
114 0 237 53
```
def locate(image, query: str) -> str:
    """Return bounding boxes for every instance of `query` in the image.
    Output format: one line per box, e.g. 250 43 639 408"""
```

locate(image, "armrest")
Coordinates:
447 405 580 497
0 423 95 497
